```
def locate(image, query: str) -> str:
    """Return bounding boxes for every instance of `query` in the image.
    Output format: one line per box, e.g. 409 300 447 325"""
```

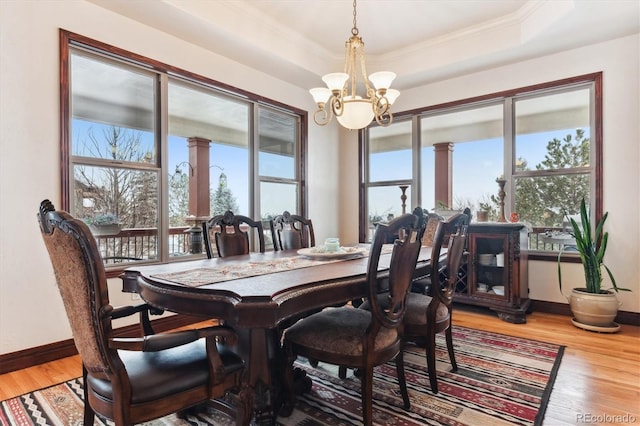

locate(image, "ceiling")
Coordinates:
87 0 639 91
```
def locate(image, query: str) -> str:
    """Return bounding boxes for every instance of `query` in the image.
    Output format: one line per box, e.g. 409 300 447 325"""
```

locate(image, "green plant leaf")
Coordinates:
556 197 625 295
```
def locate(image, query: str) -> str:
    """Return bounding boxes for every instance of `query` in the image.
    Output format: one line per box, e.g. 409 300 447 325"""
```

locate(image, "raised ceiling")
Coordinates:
87 0 639 91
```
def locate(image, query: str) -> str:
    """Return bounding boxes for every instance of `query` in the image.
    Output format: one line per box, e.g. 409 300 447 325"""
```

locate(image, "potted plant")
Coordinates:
85 213 121 236
557 198 630 330
434 200 462 219
476 201 491 222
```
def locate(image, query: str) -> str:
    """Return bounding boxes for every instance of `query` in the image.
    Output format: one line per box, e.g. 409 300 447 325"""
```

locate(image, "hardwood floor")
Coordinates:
1 307 639 425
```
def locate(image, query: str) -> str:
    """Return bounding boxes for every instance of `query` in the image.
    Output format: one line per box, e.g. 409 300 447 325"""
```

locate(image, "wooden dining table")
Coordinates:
121 245 435 425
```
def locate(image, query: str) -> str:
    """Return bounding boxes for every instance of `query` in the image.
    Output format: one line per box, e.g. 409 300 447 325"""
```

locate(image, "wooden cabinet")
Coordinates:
454 223 530 323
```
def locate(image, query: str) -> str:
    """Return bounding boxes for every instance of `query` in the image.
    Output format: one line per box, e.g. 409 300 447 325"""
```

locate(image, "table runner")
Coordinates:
150 245 397 287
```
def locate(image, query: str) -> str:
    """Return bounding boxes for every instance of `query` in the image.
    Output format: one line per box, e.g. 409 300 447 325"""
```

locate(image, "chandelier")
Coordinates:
309 0 399 130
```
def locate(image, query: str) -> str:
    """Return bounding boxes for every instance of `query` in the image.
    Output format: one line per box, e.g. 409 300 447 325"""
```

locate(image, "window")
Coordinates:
421 103 504 212
512 88 592 236
61 31 306 274
362 73 602 260
363 120 413 240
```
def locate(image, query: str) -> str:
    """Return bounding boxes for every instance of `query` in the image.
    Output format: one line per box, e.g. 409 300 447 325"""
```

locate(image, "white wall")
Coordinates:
0 0 338 355
340 34 640 314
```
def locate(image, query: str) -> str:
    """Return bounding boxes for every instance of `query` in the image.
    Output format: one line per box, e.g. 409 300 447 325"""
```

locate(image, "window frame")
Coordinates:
60 30 308 276
360 73 602 262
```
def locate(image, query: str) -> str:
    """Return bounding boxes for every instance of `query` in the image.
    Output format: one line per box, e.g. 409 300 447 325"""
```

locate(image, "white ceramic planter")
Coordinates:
568 288 621 327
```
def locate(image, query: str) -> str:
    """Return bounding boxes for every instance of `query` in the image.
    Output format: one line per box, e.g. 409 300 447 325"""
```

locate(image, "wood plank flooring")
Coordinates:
1 307 639 425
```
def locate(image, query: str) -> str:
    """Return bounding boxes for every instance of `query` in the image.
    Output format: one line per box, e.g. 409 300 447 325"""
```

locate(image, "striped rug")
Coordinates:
0 326 564 425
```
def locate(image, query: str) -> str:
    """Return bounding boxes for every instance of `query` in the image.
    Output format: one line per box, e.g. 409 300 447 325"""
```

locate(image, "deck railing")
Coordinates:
96 225 573 266
94 224 276 265
94 227 190 265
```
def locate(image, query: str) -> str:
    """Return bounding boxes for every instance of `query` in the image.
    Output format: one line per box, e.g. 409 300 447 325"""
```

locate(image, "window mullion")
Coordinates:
158 74 170 262
504 97 514 211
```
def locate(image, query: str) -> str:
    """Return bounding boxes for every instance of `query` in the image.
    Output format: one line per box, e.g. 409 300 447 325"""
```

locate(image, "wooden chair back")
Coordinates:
272 211 315 250
433 224 469 307
203 210 266 258
38 200 115 379
366 207 427 330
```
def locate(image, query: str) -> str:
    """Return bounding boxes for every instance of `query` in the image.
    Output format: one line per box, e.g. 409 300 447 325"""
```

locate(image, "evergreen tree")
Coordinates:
515 129 590 227
168 167 189 226
211 172 240 215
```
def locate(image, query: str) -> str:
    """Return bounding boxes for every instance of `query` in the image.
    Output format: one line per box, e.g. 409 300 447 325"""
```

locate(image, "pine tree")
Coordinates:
211 172 240 215
515 129 590 227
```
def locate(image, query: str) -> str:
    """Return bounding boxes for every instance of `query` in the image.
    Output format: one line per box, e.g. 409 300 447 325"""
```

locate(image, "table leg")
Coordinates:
236 327 284 425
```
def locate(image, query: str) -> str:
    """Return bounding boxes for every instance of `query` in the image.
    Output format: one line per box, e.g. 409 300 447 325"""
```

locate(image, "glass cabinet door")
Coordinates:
471 234 508 299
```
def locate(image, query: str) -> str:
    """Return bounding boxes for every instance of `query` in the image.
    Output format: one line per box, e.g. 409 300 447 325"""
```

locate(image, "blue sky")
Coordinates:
73 119 585 220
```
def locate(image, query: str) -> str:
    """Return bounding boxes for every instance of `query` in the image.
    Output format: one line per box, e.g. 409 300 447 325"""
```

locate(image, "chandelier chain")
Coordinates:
351 0 358 36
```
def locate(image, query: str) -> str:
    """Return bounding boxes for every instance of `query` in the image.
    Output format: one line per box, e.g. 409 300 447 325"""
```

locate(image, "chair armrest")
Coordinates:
108 303 151 320
109 325 237 352
106 303 164 336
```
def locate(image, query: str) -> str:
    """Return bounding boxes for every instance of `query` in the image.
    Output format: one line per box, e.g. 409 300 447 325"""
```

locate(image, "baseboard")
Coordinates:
0 314 203 375
530 300 639 326
2 303 638 375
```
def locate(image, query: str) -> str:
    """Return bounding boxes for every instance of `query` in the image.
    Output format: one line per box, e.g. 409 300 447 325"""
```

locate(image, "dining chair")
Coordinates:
271 210 315 250
279 208 426 425
411 208 470 295
38 200 250 425
402 213 469 393
421 211 444 247
202 210 267 258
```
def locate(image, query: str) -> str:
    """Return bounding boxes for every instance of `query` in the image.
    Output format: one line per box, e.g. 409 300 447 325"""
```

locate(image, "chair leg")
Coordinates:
361 367 374 426
425 330 439 394
82 367 95 426
395 350 410 409
445 325 457 372
338 366 348 379
278 343 298 418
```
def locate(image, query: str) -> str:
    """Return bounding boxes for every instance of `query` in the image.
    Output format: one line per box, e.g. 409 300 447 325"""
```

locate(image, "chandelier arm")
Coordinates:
313 107 332 126
372 94 393 127
331 95 344 118
374 110 393 127
374 94 391 115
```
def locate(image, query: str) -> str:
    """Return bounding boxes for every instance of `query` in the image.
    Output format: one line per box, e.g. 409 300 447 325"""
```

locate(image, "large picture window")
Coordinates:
61 31 306 274
362 73 601 260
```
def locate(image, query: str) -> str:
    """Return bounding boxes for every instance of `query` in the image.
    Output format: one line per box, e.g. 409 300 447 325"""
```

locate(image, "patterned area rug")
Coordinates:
0 326 563 426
